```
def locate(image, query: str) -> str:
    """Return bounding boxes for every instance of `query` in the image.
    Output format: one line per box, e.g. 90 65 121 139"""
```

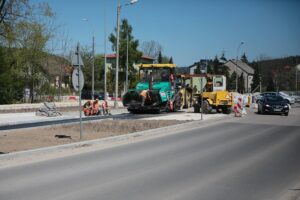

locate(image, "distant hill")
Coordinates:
250 56 300 91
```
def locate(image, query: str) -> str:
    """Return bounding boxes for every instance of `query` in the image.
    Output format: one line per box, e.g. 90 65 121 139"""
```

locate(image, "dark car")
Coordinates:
257 95 289 116
81 91 104 100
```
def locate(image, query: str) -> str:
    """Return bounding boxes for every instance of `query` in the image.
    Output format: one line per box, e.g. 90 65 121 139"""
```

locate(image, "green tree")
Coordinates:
266 77 275 91
228 71 237 91
0 1 54 103
241 52 249 64
213 55 220 74
158 50 162 64
169 56 173 64
238 72 245 93
250 62 260 92
109 18 142 93
80 47 104 93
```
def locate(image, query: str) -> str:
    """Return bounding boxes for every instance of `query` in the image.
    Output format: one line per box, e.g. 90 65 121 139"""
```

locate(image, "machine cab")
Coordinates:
213 75 226 91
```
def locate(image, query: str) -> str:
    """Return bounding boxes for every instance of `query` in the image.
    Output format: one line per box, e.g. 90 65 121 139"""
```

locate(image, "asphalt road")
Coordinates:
0 107 300 200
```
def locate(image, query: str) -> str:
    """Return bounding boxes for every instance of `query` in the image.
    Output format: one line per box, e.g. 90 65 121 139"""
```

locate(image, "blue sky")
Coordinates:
32 0 300 66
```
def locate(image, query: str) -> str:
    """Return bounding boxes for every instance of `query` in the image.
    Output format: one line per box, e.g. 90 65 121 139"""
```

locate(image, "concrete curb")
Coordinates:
0 114 230 162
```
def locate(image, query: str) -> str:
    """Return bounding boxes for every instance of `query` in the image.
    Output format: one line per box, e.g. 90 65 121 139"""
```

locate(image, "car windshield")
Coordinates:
265 96 284 102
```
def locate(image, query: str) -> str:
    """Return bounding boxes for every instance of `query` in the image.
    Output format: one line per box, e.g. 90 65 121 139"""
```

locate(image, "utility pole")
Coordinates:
126 32 129 92
104 0 107 100
114 0 121 108
236 42 244 92
92 35 95 100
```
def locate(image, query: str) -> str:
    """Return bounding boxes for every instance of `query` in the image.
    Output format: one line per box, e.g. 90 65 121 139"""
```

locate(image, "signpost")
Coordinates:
72 43 84 139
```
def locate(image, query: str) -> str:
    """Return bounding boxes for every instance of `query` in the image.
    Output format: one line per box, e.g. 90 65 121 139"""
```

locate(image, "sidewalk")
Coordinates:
0 108 128 127
0 100 123 113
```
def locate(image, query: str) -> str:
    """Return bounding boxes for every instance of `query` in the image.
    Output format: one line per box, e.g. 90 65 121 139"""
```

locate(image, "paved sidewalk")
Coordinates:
0 100 123 113
0 108 129 127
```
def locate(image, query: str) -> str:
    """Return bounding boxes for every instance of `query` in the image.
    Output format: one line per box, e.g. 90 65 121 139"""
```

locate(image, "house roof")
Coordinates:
225 59 254 75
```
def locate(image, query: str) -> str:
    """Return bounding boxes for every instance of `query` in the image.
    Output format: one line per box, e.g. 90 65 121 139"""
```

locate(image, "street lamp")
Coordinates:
114 0 138 108
236 41 244 92
126 31 129 92
82 18 95 100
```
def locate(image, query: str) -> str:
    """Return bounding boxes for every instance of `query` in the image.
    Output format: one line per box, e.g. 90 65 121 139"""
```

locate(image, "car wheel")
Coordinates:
284 112 289 116
257 104 261 114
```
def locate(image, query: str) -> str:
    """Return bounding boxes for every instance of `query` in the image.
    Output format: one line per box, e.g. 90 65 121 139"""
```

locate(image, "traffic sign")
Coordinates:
72 69 84 91
71 52 84 67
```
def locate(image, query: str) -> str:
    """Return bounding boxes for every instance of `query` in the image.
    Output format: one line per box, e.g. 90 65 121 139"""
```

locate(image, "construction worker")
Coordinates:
102 98 110 115
83 100 92 116
140 89 150 106
92 99 100 115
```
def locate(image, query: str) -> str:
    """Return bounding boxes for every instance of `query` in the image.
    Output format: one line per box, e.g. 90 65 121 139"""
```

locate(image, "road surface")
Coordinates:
0 107 300 200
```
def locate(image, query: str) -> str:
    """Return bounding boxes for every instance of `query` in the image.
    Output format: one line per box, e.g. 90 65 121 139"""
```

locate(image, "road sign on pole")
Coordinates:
72 69 84 92
72 43 84 139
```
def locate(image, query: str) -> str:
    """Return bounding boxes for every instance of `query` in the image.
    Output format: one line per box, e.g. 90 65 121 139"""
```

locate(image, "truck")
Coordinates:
179 74 233 114
122 64 182 114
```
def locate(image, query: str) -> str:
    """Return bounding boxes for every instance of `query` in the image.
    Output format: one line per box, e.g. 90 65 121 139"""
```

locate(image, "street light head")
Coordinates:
130 0 138 5
82 18 88 21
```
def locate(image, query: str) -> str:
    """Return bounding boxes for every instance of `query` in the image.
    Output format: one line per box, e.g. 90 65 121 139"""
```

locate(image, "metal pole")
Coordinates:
296 65 298 95
104 0 107 100
92 35 95 100
200 77 203 120
126 32 129 92
236 42 244 92
77 43 83 139
259 75 262 93
114 0 121 108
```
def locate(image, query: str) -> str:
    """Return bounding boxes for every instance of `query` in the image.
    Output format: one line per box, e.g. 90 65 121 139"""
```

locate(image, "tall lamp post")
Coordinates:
82 18 95 100
126 32 129 92
236 41 244 92
114 0 138 108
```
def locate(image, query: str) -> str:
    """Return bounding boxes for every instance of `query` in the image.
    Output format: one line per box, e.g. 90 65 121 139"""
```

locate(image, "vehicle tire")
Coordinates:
202 100 212 114
284 112 289 116
222 106 232 114
257 104 261 114
194 104 200 113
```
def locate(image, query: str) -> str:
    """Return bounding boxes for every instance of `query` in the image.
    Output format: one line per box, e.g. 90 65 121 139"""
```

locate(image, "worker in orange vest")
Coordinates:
83 100 92 116
92 99 100 115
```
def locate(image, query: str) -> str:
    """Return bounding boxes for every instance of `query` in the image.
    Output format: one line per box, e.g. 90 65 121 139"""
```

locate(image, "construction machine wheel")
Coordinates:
194 104 200 113
222 106 232 114
202 100 212 114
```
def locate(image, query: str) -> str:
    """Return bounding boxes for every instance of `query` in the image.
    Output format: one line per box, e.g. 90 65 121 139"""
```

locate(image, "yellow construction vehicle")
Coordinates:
179 74 233 114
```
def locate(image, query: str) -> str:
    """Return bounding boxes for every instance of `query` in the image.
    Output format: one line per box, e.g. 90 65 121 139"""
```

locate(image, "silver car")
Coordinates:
261 92 295 105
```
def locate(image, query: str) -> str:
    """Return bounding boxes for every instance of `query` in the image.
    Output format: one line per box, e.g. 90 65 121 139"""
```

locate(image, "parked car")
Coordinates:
260 92 295 104
257 95 289 116
81 91 104 100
